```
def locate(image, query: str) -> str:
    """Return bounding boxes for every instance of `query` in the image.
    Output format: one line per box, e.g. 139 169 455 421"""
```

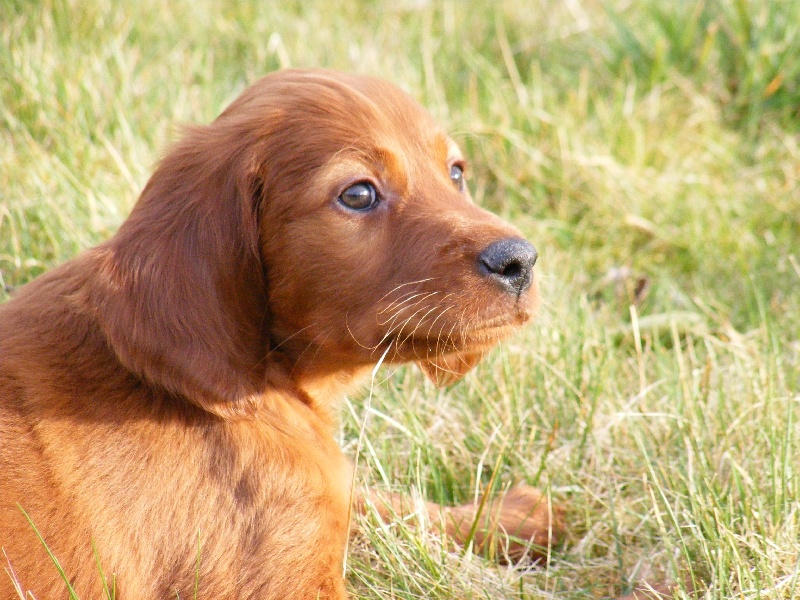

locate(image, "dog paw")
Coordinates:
446 484 565 563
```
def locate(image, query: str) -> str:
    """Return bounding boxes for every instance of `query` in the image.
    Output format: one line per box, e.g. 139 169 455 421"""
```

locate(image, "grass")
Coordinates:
1 0 798 598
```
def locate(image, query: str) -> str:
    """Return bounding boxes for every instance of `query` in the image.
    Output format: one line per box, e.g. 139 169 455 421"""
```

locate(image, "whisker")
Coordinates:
375 277 438 304
290 328 328 375
403 301 449 359
379 300 436 358
376 289 420 316
430 305 456 358
392 301 440 350
373 294 436 349
377 291 439 320
439 304 467 359
263 323 317 364
346 312 376 350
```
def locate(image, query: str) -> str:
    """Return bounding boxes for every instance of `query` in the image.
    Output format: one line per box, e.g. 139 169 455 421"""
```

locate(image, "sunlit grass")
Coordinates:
2 0 798 598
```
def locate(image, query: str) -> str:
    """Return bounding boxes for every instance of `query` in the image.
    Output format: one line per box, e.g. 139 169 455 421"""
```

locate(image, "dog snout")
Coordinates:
477 238 538 296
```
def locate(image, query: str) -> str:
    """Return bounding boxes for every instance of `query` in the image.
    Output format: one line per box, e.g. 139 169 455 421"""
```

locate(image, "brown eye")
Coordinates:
449 164 465 191
338 182 379 211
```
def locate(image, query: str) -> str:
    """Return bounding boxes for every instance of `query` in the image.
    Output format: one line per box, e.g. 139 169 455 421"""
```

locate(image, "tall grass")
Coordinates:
2 1 798 598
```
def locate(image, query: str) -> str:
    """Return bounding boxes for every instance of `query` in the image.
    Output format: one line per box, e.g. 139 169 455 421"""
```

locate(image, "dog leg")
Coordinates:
357 485 565 563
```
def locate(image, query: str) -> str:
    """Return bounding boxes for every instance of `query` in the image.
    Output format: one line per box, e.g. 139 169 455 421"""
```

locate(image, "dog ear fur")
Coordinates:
84 120 271 417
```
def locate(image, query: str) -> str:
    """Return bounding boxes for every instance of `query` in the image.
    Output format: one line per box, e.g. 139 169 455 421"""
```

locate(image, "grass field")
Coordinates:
2 0 799 598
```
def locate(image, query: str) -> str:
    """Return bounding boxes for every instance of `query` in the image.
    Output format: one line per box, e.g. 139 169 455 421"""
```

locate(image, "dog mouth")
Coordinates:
377 314 527 362
409 320 524 387
365 299 534 385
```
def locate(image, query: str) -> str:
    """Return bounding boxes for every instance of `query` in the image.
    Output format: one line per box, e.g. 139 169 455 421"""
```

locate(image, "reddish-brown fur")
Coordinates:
0 69 563 599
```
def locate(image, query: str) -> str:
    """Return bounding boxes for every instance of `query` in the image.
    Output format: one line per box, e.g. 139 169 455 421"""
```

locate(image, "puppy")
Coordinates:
0 69 562 599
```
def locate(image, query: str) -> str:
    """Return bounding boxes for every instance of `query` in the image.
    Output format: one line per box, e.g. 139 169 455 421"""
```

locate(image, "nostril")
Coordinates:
500 262 522 280
477 238 537 296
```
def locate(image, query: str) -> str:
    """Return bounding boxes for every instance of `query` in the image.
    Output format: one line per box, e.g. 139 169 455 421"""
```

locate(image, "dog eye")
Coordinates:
338 182 379 211
449 164 465 191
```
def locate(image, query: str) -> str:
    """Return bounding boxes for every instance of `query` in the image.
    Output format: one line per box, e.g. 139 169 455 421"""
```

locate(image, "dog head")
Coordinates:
91 70 538 414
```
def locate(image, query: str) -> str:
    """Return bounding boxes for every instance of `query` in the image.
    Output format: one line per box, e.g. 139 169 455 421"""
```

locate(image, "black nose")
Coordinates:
477 238 538 296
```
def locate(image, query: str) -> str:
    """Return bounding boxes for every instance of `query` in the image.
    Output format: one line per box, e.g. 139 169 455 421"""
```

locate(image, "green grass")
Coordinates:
2 0 799 598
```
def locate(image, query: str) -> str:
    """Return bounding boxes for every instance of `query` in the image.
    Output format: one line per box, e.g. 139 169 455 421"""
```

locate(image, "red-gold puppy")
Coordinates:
0 69 563 599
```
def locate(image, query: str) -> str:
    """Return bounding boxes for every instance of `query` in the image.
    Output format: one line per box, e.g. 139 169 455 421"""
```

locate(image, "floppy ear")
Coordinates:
84 120 271 417
417 351 486 387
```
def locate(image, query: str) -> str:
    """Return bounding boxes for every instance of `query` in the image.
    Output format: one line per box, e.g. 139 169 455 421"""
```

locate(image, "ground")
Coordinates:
1 1 799 598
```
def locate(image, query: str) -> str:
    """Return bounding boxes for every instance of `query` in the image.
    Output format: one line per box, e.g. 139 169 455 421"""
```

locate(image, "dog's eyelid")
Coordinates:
447 156 467 174
450 159 466 172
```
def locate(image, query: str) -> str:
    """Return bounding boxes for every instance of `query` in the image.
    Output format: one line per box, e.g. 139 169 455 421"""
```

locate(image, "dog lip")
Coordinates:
462 322 518 344
380 318 520 358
